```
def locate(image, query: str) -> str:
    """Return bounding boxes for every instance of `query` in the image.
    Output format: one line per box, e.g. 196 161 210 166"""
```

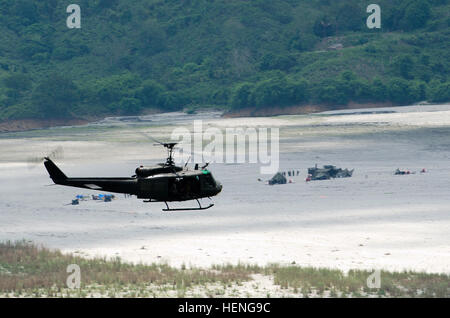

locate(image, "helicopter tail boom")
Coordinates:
44 158 139 194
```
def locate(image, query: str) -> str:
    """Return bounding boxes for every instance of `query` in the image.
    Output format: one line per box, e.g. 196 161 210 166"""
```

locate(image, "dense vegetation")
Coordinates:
0 0 449 121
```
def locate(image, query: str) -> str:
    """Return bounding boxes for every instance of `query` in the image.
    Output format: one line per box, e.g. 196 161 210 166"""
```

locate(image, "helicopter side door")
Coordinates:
168 175 201 201
137 177 168 200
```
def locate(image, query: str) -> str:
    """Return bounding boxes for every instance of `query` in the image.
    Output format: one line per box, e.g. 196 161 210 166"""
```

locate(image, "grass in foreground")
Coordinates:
0 241 448 298
265 265 449 298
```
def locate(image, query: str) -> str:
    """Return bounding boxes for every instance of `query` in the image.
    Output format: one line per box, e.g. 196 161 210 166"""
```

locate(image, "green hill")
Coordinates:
0 0 449 122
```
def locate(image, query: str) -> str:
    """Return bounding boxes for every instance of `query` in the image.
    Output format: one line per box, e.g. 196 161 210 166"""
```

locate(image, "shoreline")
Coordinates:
0 118 91 134
0 108 164 134
0 101 442 133
222 102 395 118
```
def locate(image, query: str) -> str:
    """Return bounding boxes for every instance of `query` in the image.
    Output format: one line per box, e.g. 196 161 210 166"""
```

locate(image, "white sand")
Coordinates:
0 105 449 273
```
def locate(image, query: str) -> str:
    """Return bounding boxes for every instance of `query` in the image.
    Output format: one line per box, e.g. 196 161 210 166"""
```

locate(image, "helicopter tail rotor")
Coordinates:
27 146 64 170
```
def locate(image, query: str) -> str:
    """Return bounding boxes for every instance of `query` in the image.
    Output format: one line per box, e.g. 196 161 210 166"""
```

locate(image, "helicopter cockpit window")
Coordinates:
203 173 216 188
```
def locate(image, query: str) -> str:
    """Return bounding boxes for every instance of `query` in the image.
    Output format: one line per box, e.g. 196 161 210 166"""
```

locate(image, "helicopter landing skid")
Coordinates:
163 199 214 212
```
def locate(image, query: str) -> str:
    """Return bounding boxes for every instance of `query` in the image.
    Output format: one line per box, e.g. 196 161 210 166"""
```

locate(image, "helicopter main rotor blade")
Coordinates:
138 131 165 145
174 147 215 165
139 131 179 149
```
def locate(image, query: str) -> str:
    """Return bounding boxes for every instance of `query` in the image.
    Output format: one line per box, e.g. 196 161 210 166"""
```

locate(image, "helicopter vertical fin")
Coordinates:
44 158 68 183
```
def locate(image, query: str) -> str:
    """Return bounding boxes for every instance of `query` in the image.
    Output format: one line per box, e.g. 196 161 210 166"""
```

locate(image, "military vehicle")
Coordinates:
268 172 287 185
394 168 411 175
307 164 354 181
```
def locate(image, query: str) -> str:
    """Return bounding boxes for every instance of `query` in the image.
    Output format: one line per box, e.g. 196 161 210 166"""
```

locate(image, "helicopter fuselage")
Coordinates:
44 158 222 203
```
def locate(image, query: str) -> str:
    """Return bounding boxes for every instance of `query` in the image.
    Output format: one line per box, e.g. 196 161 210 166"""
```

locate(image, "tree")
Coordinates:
336 3 363 32
370 78 389 101
400 0 431 30
390 55 414 79
3 74 31 92
429 82 450 102
251 76 308 108
12 0 38 26
159 91 187 111
137 20 167 56
3 73 32 104
288 32 305 52
230 83 254 109
313 16 335 38
260 54 297 71
135 80 165 108
97 0 119 10
388 78 417 105
31 75 80 118
312 79 347 105
252 78 288 108
410 80 427 101
288 79 309 104
18 41 49 59
118 97 142 115
336 72 364 102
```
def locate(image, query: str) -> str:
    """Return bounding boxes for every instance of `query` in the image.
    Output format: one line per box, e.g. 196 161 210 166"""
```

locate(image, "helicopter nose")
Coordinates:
216 182 223 194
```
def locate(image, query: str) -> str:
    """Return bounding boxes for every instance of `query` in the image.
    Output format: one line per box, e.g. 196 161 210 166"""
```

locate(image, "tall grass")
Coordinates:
0 240 250 294
267 265 450 297
1 241 448 298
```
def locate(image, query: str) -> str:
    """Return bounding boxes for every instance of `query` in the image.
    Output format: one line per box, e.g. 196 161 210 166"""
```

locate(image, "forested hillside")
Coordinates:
0 0 449 122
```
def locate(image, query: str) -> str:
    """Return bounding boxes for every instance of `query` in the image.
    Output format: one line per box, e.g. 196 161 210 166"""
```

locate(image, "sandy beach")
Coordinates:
0 105 449 273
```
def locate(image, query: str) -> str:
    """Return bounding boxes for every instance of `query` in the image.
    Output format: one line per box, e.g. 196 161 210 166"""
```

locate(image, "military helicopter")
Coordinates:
42 142 222 211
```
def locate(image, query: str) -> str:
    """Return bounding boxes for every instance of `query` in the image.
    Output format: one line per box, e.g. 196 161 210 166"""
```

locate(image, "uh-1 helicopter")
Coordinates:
43 141 222 211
